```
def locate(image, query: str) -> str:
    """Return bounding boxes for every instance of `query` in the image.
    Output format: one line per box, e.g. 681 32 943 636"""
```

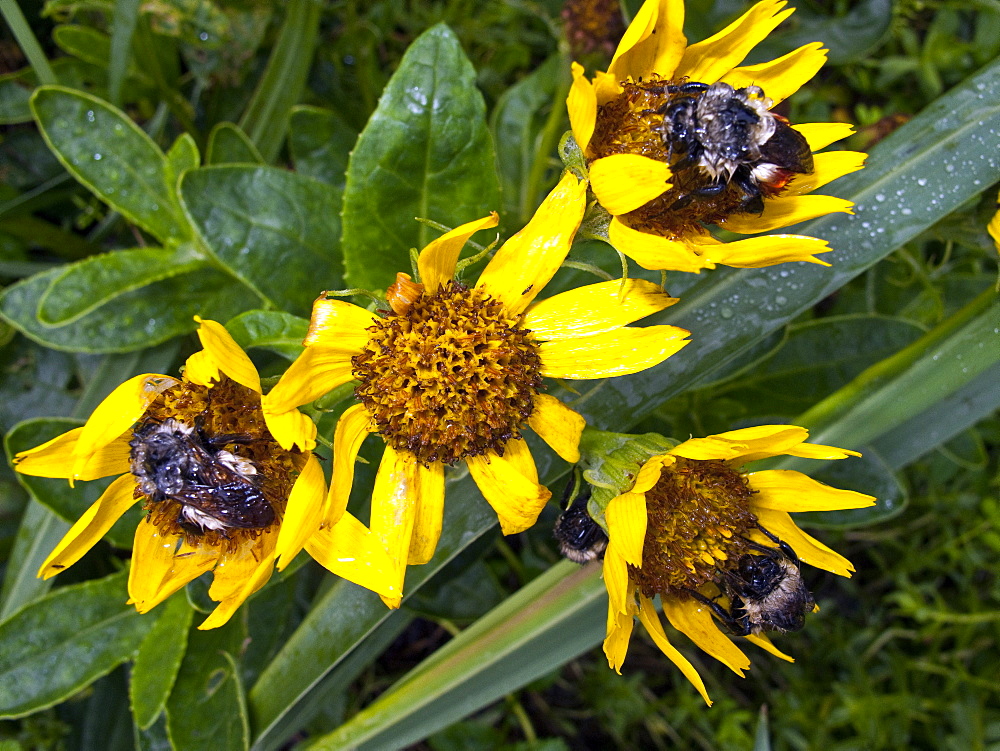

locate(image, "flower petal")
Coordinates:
38 474 138 578
305 510 402 600
748 470 875 512
369 445 418 602
417 212 499 293
752 508 855 576
274 453 327 570
608 0 687 83
467 443 551 535
720 194 855 234
186 317 261 393
745 632 795 662
476 172 587 315
603 585 636 673
327 403 373 525
606 491 646 567
260 405 317 452
304 297 378 348
989 191 1000 254
672 425 807 463
634 454 673 493
568 62 597 153
794 122 855 152
700 234 833 268
782 151 867 197
785 442 862 461
608 219 712 273
637 593 712 705
721 42 827 105
200 546 276 630
675 0 793 84
590 155 673 216
539 325 690 379
128 521 214 613
663 596 750 675
407 460 445 565
527 394 585 463
264 346 355 415
14 427 131 481
602 543 632 616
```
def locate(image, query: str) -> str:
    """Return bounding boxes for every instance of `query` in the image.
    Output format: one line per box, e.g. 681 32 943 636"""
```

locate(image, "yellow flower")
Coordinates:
988 189 1000 255
266 172 691 605
566 0 867 273
13 318 398 629
600 425 874 704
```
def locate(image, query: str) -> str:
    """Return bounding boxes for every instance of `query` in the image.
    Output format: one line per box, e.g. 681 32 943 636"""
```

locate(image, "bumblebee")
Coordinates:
553 474 608 564
129 418 275 535
690 525 815 637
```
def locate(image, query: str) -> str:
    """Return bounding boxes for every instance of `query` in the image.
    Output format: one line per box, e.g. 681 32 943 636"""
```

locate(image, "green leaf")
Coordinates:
53 24 112 69
130 595 193 730
340 24 501 292
288 106 356 189
180 166 342 316
166 620 249 751
165 133 200 192
30 86 190 243
754 0 893 65
4 417 141 549
0 59 98 125
225 310 308 360
0 264 249 353
0 500 69 620
0 570 153 718
108 0 141 105
206 123 264 165
238 0 321 163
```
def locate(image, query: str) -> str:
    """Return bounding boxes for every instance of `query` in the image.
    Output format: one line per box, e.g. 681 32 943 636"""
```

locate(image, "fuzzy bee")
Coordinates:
553 475 608 564
129 418 274 535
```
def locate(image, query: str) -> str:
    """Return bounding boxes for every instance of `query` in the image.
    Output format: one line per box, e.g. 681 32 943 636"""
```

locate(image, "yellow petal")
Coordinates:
675 0 793 84
752 508 854 576
264 346 355 414
633 454 672 493
700 234 833 268
525 279 678 342
609 0 687 83
602 543 632 616
675 425 807 463
476 172 587 315
606 491 647 567
274 453 327 570
407 461 445 565
128 521 212 613
200 548 276 630
721 42 827 105
745 632 795 662
593 70 624 108
603 592 636 673
989 191 1000 254
637 593 712 705
14 427 131 480
417 212 499 293
71 374 176 479
785 442 862 461
467 444 551 535
260 405 317 452
608 219 713 273
304 298 378 348
539 325 690 379
527 394 585 463
748 470 875 512
782 151 867 197
794 122 855 152
38 474 138 578
720 194 855 234
590 154 672 216
187 317 261 393
305 510 401 600
567 62 597 153
369 445 418 597
327 403 373 525
208 530 276 604
662 596 750 675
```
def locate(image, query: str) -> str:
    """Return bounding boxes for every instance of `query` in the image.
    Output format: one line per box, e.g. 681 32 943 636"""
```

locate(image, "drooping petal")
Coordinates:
304 298 378 348
784 442 862 461
662 596 750 676
38 474 138 578
200 546 276 630
274 453 327 570
745 632 795 662
603 589 636 673
305 510 402 600
369 445 418 604
128 521 215 613
637 593 712 705
476 172 587 315
185 317 261 393
719 194 855 234
14 428 131 480
700 234 833 268
260 405 317 453
782 151 867 197
675 0 793 84
539 325 690 379
608 219 713 273
794 122 855 152
608 0 687 83
748 470 875 512
605 492 647 567
417 213 499 293
989 191 1000 254
525 279 678 342
752 508 855 576
264 346 355 415
721 42 827 105
527 394 585 463
672 425 808 463
466 444 551 535
602 543 632 616
327 404 373 525
590 154 672 216
567 62 598 153
407 460 445 565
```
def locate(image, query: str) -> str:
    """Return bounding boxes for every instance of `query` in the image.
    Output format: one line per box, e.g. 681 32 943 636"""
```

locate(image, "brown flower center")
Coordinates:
629 458 759 599
352 280 543 465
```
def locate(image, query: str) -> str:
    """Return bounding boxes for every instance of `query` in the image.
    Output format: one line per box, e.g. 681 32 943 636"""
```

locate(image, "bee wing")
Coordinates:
179 458 275 530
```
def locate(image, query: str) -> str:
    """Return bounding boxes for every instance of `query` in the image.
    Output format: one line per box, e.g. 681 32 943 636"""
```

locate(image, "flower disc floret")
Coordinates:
353 281 543 465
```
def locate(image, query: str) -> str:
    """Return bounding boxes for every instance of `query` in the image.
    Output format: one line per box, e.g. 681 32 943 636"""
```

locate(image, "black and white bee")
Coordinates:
553 475 608 564
690 525 815 637
129 418 274 535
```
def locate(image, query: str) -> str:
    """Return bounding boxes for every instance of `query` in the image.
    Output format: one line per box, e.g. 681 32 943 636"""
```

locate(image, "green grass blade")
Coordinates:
108 0 141 105
0 0 56 85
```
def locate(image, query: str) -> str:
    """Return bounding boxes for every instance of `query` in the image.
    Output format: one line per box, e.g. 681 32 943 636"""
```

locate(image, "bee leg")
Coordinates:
685 589 752 637
754 523 800 564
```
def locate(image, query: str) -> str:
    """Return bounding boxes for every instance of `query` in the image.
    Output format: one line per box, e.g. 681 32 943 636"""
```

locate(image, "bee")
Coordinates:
690 524 815 637
553 474 608 564
652 81 814 213
129 418 275 535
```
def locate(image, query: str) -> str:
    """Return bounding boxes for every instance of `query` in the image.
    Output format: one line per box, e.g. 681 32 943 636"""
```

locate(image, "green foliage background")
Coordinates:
0 0 998 749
